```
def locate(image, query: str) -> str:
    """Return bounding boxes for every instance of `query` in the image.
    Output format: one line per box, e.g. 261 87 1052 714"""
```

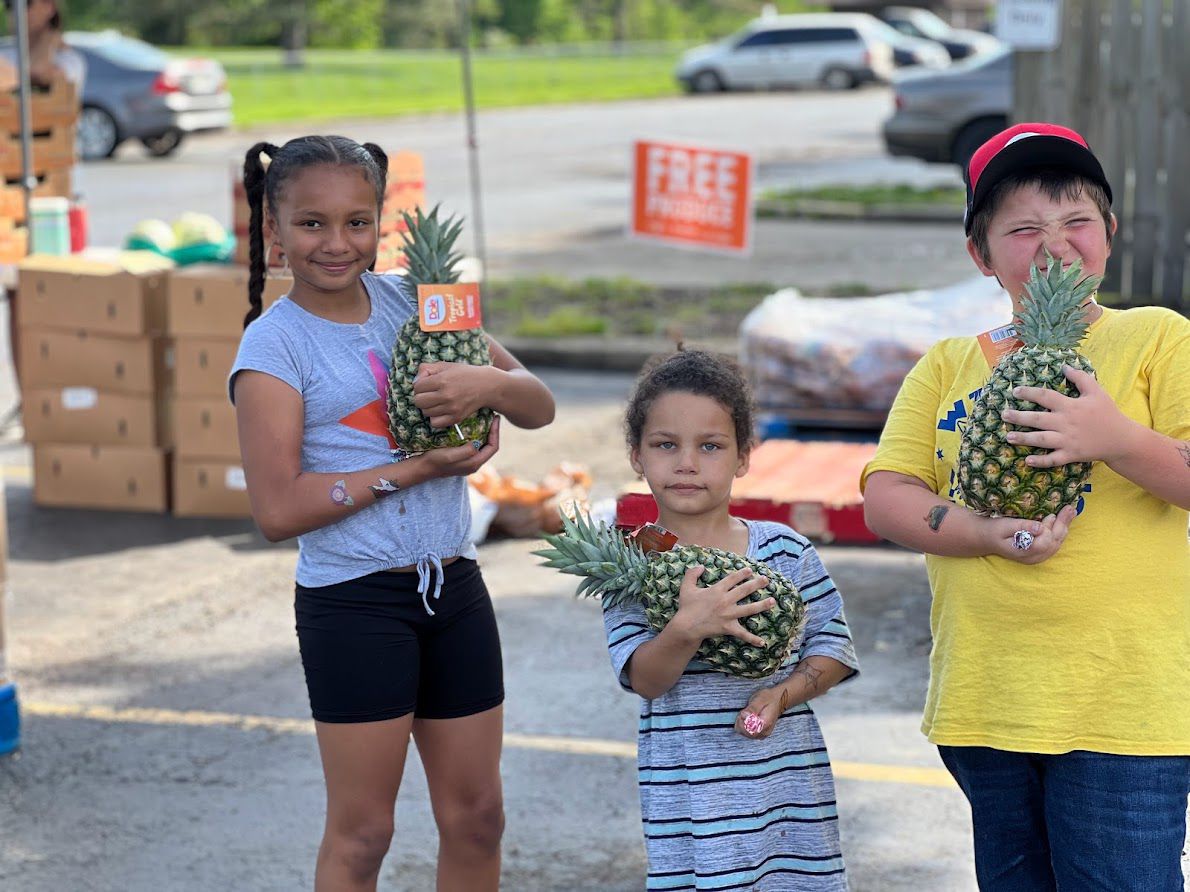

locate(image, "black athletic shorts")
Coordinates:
294 559 504 723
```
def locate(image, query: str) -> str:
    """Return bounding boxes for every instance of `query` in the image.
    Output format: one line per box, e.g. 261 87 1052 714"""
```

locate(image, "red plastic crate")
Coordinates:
615 439 881 545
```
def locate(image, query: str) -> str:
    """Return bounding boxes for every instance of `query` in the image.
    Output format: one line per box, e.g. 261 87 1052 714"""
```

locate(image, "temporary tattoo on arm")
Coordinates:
1179 442 1190 470
787 662 826 706
926 505 949 531
330 480 354 507
369 477 399 499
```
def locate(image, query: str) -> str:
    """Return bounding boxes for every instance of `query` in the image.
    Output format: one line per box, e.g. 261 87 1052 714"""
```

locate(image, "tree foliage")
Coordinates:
50 0 818 48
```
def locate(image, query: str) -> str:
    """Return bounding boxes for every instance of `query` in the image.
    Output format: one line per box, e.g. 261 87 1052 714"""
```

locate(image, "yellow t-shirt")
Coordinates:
861 306 1190 755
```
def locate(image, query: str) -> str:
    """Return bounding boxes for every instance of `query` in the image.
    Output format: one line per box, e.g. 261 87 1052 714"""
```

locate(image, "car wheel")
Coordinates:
820 67 856 91
141 129 185 158
690 70 725 93
952 117 1008 169
77 105 121 160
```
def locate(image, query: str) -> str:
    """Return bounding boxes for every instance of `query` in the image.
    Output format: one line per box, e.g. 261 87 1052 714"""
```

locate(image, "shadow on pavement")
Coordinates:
3 483 291 562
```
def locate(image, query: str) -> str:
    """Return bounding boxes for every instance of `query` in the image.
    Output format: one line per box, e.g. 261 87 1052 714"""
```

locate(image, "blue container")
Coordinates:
0 682 20 756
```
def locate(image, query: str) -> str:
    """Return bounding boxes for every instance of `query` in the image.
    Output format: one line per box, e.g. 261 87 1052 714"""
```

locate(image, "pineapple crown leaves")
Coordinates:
533 511 649 608
399 203 464 285
1015 252 1102 350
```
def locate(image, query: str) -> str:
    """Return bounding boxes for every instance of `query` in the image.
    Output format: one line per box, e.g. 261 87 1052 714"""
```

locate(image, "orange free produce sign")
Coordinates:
631 140 753 254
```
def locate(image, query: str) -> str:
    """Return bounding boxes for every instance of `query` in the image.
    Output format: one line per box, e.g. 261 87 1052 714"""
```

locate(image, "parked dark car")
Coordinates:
877 6 1002 60
882 46 1011 168
65 30 232 160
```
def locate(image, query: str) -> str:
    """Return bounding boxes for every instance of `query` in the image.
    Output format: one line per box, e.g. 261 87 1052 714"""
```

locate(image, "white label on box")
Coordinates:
61 387 98 410
225 466 247 491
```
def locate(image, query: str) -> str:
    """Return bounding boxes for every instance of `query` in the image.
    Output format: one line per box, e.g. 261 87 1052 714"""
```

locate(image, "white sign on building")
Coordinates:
996 0 1063 50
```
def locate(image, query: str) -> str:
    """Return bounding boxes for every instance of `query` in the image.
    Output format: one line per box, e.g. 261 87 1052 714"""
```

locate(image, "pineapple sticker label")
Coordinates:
631 139 753 255
977 323 1024 367
417 283 482 332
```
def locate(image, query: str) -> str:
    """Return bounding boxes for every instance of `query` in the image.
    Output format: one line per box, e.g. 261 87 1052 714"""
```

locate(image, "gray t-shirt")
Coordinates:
229 272 476 591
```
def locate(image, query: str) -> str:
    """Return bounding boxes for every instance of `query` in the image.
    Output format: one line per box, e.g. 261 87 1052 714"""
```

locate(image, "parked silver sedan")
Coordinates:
882 46 1010 168
67 30 232 160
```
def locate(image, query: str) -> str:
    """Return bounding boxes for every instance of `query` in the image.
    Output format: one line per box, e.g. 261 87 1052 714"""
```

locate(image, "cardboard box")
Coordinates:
165 337 239 398
167 265 291 338
22 387 164 447
33 444 168 513
19 330 165 395
171 395 239 458
172 457 251 518
17 254 173 336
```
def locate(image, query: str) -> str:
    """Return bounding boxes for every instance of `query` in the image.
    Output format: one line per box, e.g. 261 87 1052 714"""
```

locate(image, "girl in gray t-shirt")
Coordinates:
230 135 555 890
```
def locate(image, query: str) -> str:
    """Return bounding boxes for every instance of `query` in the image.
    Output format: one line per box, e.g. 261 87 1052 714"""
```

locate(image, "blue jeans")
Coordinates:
939 746 1190 891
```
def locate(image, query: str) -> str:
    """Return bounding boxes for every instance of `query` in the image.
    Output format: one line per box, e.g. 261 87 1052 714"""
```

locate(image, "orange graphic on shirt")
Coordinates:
339 349 398 449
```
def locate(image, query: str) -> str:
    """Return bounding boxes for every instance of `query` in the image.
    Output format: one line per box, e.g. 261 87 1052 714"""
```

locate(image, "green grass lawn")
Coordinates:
175 47 685 126
762 183 966 207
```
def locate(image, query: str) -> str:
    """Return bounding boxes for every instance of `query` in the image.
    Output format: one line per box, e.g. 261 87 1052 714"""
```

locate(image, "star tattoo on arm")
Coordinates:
926 505 949 531
1178 442 1190 470
369 477 399 499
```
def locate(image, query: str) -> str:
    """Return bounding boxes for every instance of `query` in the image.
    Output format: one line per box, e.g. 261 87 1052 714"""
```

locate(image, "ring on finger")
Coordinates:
1012 530 1035 551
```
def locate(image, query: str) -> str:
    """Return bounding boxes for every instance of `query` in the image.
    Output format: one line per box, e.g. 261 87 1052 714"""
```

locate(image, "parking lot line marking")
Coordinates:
23 700 954 788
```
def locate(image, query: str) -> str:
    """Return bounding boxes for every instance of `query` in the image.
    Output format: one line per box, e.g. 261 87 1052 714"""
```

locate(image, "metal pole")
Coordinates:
457 0 487 281
13 0 35 242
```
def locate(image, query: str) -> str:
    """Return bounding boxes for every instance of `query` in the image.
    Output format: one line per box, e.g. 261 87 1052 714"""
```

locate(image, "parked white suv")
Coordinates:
676 14 897 92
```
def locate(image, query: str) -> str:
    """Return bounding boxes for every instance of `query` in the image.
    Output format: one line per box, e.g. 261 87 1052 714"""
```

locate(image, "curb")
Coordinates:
756 198 962 224
500 335 739 372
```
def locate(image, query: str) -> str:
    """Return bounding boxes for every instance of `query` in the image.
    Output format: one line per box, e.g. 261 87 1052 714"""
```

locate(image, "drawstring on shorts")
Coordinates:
417 553 445 616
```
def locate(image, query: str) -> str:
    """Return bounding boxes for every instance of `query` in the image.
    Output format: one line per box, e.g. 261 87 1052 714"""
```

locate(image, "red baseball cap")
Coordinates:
964 123 1112 234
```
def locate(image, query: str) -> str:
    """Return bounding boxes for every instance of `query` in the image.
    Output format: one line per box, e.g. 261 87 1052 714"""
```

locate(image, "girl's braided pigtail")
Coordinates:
242 141 278 328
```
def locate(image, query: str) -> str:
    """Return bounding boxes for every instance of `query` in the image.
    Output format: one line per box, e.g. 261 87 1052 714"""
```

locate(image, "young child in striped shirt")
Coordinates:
604 348 860 891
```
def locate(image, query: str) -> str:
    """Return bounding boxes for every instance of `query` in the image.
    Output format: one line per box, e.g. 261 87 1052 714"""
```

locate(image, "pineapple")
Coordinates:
387 205 493 452
957 255 1101 519
535 513 806 679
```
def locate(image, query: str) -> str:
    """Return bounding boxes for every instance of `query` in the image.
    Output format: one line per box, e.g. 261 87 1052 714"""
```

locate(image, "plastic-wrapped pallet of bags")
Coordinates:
739 276 1013 414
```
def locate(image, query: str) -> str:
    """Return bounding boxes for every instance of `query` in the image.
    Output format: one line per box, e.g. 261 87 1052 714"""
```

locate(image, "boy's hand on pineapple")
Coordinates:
989 506 1076 564
413 362 500 430
735 685 789 740
670 566 776 649
1002 367 1138 466
417 416 500 479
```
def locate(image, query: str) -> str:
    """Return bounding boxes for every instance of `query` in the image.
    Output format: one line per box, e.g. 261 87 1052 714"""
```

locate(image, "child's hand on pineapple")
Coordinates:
1002 367 1138 466
417 416 500 479
413 362 500 430
670 566 776 649
735 685 789 740
989 506 1077 564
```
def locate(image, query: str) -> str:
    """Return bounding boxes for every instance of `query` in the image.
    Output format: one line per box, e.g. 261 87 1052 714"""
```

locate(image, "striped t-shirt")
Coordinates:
603 520 859 892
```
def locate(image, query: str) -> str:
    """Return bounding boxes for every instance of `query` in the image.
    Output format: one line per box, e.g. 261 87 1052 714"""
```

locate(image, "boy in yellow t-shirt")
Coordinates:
862 123 1190 891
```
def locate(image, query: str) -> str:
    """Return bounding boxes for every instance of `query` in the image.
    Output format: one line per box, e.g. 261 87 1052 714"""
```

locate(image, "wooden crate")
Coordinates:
0 124 75 180
0 170 74 224
0 78 77 134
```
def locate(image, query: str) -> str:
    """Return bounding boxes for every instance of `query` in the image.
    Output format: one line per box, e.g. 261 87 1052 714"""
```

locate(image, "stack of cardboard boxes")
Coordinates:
17 255 290 516
167 265 289 517
19 253 174 511
0 77 78 262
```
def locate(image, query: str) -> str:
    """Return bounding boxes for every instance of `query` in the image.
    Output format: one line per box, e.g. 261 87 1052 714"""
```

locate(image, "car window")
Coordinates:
736 30 780 49
796 27 860 43
64 32 168 70
903 11 952 40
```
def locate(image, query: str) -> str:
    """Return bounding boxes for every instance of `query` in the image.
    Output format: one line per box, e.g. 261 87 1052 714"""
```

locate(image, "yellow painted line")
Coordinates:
3 464 31 480
23 701 953 787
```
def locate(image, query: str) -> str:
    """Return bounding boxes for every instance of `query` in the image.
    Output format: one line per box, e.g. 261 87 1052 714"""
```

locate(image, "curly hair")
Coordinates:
625 348 756 452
